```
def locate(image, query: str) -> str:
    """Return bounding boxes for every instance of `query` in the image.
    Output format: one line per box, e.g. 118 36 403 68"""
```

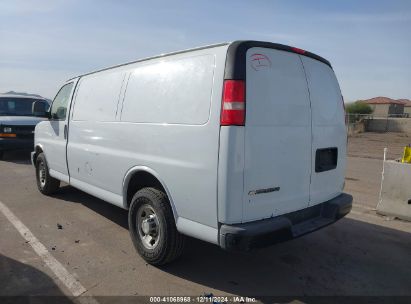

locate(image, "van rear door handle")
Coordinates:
64 125 67 140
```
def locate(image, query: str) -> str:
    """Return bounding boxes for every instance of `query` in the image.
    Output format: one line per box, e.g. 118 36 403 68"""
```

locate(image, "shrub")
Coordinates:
346 101 373 115
345 101 373 123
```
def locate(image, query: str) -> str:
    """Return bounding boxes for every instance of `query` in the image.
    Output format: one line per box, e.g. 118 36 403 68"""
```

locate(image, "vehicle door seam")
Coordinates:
115 73 127 120
65 79 80 182
119 73 132 119
298 55 313 205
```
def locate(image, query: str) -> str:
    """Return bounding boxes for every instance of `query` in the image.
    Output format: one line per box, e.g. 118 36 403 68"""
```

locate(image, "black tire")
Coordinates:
0 151 3 160
35 152 60 195
128 187 185 265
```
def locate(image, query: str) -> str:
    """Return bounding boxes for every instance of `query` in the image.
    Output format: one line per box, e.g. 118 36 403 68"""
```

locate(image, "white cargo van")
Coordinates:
32 41 352 265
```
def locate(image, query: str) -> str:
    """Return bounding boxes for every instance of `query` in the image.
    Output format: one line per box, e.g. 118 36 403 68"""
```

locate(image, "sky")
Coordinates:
0 0 410 101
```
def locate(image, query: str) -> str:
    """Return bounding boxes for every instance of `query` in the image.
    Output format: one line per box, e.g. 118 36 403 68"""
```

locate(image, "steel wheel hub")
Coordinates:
137 204 161 249
38 161 46 187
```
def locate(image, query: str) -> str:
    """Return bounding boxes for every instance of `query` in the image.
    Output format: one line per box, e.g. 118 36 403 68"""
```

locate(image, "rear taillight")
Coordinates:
221 80 245 126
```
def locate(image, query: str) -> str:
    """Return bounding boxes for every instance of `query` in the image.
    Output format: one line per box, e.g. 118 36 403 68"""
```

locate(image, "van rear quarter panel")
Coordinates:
67 46 228 242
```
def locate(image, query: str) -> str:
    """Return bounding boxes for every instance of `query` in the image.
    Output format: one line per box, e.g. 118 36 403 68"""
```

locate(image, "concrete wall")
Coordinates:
347 121 365 136
365 118 411 133
377 160 411 221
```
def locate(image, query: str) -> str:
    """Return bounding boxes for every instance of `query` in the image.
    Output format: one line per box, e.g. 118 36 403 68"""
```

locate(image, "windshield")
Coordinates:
0 97 48 116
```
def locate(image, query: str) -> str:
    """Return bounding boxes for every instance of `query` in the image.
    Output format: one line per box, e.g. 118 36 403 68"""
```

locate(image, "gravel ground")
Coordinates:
348 132 411 160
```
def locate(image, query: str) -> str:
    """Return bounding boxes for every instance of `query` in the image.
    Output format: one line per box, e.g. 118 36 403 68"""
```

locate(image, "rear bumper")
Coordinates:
219 193 353 251
0 138 34 151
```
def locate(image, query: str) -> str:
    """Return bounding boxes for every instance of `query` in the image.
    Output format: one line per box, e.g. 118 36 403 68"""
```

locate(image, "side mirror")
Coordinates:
56 107 66 119
45 110 52 119
32 101 49 118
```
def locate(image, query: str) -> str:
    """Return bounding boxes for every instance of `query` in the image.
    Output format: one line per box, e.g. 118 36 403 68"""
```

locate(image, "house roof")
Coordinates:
362 97 409 105
397 99 411 107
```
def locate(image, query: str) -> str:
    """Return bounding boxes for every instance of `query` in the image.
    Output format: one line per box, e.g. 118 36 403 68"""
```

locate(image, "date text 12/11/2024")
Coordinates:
149 296 257 303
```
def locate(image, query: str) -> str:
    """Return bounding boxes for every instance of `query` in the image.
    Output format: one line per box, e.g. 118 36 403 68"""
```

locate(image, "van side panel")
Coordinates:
121 55 214 125
300 56 346 205
67 69 126 197
72 71 126 122
120 52 222 230
67 46 228 241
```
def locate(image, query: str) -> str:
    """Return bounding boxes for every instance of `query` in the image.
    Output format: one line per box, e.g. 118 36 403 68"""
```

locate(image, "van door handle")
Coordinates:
64 125 67 140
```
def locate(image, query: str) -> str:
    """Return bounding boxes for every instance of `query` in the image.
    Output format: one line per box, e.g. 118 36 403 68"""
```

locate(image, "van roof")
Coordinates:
68 40 331 81
68 42 230 81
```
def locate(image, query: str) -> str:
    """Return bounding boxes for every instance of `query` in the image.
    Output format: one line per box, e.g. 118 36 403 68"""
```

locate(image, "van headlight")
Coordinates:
3 127 12 133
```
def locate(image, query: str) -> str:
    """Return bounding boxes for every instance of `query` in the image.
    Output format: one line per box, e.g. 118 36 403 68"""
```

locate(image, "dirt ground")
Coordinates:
348 131 411 160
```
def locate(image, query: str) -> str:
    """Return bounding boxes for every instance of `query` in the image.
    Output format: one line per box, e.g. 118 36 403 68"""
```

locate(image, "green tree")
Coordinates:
345 101 373 122
346 101 373 114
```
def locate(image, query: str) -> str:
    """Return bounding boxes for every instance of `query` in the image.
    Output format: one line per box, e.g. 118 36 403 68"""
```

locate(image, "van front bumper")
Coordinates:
219 193 353 251
0 138 34 152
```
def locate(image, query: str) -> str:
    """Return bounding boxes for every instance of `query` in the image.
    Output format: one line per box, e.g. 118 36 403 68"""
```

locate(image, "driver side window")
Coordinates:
50 83 74 120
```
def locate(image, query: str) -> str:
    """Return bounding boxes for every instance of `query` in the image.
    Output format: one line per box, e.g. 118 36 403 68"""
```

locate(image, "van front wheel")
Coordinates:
128 187 185 265
35 153 60 195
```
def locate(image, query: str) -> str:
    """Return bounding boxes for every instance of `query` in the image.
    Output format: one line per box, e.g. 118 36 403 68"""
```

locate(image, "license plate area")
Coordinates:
315 147 338 172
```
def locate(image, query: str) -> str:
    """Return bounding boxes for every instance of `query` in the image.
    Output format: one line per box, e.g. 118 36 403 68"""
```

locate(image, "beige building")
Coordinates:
363 97 406 117
401 100 411 117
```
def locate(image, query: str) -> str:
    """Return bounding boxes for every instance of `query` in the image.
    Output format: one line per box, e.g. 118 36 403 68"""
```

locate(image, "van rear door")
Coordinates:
243 48 312 222
300 56 346 206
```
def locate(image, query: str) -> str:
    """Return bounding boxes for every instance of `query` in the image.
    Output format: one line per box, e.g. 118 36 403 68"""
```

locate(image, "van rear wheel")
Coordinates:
35 153 60 195
128 187 185 265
